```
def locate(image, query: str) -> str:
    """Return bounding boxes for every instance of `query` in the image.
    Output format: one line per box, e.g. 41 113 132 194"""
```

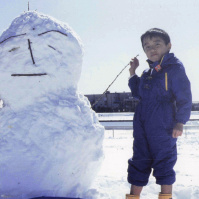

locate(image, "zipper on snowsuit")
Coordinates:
165 72 168 91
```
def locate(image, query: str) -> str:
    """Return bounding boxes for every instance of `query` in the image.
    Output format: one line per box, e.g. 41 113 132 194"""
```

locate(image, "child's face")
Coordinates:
142 36 171 62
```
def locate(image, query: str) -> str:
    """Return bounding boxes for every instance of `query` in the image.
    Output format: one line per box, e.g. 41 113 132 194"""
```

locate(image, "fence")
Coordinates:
98 112 199 131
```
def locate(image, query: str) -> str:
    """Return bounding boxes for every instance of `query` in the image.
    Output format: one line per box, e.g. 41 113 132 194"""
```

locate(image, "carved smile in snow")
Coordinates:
11 73 47 76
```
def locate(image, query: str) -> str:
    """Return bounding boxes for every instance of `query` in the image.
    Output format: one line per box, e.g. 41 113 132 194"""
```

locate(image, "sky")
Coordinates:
0 0 199 101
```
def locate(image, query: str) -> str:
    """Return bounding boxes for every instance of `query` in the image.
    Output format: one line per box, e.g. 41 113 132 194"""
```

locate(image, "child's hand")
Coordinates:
129 57 139 76
172 123 183 138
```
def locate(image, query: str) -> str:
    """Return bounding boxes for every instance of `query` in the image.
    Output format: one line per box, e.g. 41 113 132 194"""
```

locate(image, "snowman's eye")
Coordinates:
48 45 62 54
9 47 20 52
0 33 26 45
48 45 56 50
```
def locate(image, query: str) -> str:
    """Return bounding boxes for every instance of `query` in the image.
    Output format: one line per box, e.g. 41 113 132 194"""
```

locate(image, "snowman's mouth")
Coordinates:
11 73 47 77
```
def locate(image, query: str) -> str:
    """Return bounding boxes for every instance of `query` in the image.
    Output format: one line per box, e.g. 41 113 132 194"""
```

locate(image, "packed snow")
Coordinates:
0 11 104 199
87 124 199 199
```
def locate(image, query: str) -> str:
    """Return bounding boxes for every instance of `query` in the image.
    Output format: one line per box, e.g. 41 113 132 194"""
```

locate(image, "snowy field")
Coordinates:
87 114 199 199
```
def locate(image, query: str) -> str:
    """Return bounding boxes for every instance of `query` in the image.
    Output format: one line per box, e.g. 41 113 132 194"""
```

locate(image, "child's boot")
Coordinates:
126 194 140 199
158 193 172 199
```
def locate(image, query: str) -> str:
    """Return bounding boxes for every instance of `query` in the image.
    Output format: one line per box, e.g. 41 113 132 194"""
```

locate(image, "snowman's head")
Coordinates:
0 11 83 110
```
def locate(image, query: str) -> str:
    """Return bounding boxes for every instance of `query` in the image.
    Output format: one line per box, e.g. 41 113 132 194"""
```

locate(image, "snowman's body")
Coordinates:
0 12 104 199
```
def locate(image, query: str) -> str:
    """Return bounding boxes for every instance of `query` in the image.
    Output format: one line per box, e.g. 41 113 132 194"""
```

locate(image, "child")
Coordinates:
126 28 192 199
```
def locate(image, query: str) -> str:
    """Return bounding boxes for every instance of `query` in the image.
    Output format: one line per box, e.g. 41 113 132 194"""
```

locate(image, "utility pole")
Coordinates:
28 2 29 11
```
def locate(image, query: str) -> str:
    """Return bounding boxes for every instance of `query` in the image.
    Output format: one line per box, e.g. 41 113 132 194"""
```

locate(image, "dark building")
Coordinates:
192 102 199 111
85 91 139 113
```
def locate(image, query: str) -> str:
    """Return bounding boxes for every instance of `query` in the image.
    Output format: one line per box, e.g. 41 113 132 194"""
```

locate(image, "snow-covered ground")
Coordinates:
87 127 199 199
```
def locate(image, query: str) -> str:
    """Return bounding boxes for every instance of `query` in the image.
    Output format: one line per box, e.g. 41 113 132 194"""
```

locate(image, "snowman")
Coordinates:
0 11 104 199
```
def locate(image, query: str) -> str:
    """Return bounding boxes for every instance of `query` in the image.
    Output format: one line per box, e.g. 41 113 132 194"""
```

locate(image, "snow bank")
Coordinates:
0 11 104 199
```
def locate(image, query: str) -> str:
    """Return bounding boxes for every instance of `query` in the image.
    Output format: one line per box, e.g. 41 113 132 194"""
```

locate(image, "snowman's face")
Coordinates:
0 29 81 77
0 12 83 109
9 31 69 77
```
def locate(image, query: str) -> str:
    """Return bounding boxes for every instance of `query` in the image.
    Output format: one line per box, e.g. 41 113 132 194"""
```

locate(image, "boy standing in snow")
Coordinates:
126 28 192 199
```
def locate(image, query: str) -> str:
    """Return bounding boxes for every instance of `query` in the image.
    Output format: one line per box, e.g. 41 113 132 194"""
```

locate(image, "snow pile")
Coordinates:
0 11 104 199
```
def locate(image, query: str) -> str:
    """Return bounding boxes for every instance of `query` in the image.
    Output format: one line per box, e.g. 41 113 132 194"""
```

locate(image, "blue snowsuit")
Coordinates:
127 53 192 186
